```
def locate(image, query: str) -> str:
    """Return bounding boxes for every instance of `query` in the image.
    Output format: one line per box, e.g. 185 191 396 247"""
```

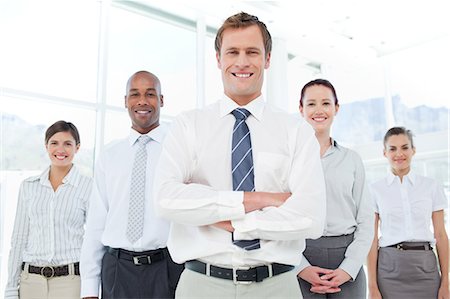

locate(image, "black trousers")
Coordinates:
101 248 184 299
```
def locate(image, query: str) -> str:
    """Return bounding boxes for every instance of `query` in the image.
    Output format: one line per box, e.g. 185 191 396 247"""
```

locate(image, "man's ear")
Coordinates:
216 52 221 69
264 52 271 69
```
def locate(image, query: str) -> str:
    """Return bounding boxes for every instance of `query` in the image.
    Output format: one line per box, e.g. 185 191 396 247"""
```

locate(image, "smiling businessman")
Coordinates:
154 12 326 299
80 71 183 299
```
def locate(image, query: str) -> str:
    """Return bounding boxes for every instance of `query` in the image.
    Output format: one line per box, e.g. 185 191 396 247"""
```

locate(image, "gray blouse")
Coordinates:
299 140 374 279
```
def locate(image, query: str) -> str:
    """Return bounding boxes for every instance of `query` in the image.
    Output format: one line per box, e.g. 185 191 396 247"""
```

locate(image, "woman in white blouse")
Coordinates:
4 120 92 299
367 127 449 299
297 79 374 298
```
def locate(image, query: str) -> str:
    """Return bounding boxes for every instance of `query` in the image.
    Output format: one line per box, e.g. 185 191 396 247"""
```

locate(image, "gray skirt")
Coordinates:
298 234 366 299
377 244 440 299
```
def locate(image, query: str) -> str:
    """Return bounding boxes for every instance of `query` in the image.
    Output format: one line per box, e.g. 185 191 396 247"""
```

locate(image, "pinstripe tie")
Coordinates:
231 108 260 250
126 135 151 244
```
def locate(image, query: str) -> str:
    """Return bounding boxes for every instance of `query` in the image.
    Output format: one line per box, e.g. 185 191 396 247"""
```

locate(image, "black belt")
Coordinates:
22 262 79 278
107 247 166 265
185 260 294 284
388 242 433 251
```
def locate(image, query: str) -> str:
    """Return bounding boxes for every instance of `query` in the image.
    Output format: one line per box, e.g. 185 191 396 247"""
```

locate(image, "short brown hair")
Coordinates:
215 12 272 57
45 120 80 145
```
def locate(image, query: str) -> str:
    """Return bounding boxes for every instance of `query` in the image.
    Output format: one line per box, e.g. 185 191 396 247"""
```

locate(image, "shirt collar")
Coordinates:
386 171 416 185
127 124 166 146
62 165 81 187
219 94 265 121
38 165 81 187
405 172 416 185
322 138 340 158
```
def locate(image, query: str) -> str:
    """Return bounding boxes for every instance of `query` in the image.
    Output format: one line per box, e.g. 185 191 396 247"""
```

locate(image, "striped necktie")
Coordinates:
231 108 260 250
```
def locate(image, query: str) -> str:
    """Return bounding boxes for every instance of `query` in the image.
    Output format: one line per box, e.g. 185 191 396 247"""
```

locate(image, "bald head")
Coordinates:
124 70 164 134
126 71 162 96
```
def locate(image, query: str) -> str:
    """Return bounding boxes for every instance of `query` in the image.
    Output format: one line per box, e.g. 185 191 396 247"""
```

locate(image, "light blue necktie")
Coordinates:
231 108 260 250
126 135 151 243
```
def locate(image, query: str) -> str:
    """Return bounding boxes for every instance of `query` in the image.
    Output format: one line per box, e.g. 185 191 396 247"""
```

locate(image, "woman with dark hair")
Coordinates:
367 127 449 299
297 79 373 298
5 120 92 299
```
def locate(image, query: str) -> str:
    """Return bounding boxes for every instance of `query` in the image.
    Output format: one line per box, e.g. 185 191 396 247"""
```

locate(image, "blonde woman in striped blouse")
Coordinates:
5 120 93 299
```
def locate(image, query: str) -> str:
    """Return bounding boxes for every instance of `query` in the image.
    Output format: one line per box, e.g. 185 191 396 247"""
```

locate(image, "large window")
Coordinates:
106 5 197 117
0 0 100 102
204 36 223 105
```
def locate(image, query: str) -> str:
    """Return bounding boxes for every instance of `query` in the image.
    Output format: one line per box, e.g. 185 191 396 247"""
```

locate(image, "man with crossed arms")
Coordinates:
154 12 326 298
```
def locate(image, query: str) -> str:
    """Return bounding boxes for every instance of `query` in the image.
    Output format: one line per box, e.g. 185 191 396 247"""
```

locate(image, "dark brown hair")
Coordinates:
299 79 339 107
45 120 80 145
215 12 272 58
383 126 415 149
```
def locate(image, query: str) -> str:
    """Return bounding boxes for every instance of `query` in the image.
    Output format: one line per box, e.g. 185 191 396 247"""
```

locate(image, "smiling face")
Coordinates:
299 84 339 136
384 133 416 177
125 72 164 134
216 25 270 106
46 131 79 168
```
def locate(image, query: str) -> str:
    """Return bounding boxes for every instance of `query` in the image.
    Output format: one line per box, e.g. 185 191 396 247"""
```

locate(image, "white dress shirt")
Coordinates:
299 140 374 279
154 95 326 268
370 171 448 247
5 166 92 299
80 126 170 298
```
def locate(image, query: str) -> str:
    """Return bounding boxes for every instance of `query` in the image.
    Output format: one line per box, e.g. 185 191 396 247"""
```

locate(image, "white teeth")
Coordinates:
55 155 66 160
235 73 251 78
136 111 149 114
314 117 326 122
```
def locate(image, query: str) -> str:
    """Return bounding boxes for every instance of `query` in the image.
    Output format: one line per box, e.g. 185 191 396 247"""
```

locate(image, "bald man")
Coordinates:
80 71 183 299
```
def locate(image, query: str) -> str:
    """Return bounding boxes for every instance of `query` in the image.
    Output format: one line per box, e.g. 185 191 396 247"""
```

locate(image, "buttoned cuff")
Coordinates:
339 258 361 281
217 190 246 221
230 211 258 240
80 278 101 298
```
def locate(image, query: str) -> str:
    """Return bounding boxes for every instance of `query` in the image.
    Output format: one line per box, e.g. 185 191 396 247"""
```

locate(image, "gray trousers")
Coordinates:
377 245 440 299
298 234 366 299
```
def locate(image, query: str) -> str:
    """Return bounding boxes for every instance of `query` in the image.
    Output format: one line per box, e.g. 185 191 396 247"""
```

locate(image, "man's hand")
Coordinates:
212 221 234 232
212 192 291 232
298 266 340 294
243 192 291 213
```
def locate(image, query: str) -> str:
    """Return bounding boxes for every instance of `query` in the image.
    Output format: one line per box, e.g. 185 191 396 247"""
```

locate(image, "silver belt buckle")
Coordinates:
267 264 273 278
232 266 252 285
40 266 55 278
133 255 151 265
